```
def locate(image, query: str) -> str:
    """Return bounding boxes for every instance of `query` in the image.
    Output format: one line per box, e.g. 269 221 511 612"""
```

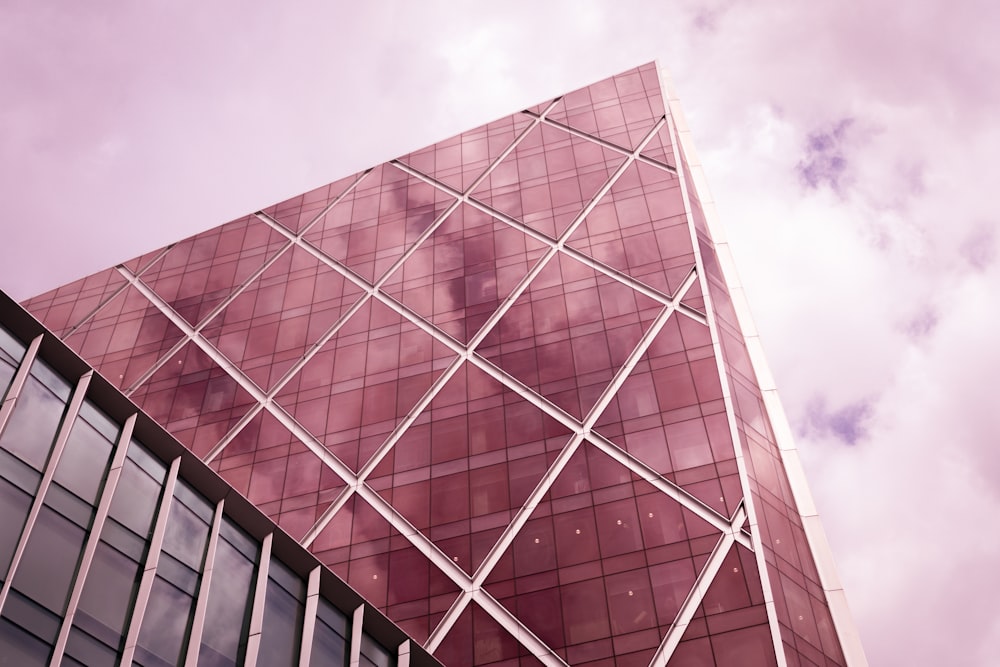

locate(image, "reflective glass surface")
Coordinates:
16 61 856 666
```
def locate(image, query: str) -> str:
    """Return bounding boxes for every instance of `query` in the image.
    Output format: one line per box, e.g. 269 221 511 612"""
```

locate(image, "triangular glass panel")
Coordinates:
273 298 457 472
201 244 367 391
470 123 626 241
433 601 542 666
366 362 574 576
548 65 666 152
593 315 742 517
303 163 457 284
62 284 186 391
482 442 720 660
666 545 776 667
567 161 693 297
396 113 534 194
127 341 258 454
380 202 549 344
639 121 678 168
261 171 364 234
477 251 663 420
309 494 462 644
208 409 346 541
21 267 127 337
138 214 289 327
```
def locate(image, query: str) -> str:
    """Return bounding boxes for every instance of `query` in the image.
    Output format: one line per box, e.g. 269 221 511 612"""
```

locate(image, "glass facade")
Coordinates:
16 62 865 665
0 315 440 666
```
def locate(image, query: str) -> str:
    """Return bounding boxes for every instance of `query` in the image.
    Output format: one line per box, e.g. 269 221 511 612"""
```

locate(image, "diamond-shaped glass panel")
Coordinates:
434 602 542 667
138 214 288 327
366 362 574 576
471 123 626 240
304 163 456 284
201 244 366 391
381 202 549 344
309 494 462 644
396 114 534 194
274 298 457 472
477 251 663 420
62 284 186 390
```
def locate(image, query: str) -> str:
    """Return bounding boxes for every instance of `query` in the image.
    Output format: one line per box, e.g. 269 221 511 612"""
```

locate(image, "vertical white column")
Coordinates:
242 532 273 667
0 369 92 614
119 455 181 665
49 413 137 665
184 498 225 666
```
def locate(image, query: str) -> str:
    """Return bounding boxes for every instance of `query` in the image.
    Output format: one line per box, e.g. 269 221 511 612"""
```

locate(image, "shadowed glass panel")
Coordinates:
258 560 305 667
197 520 258 667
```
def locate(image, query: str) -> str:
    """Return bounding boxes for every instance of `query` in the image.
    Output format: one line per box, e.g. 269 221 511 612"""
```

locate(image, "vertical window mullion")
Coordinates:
48 413 136 666
119 455 181 665
299 566 321 667
182 497 224 667
243 532 273 667
0 334 42 439
0 370 92 616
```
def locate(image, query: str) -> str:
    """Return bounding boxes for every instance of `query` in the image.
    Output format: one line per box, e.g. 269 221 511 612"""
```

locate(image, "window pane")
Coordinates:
11 505 86 615
108 457 163 538
75 540 142 648
65 626 119 667
53 410 116 504
310 599 348 667
0 369 69 471
258 564 304 667
198 531 257 667
0 616 51 667
135 576 196 667
0 476 32 584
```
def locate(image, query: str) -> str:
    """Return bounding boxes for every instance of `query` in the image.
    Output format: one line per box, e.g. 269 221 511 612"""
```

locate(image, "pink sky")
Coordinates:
3 2 999 664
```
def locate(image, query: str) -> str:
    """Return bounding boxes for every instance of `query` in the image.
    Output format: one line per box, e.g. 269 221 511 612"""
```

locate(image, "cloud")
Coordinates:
796 118 855 194
802 395 875 446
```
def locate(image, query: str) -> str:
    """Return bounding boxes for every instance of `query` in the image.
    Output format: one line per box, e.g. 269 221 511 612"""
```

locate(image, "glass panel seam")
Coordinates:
49 413 137 666
0 334 43 439
423 592 472 654
60 280 132 340
472 588 569 667
257 166 372 241
182 497 224 667
120 455 181 665
647 526 739 666
298 566 321 667
522 109 679 175
242 532 272 667
0 369 92 615
394 159 700 316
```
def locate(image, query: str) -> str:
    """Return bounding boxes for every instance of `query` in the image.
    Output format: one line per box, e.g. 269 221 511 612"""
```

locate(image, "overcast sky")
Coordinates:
3 2 998 664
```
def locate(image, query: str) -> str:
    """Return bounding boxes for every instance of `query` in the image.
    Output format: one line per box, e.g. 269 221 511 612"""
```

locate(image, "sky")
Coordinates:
2 1 998 664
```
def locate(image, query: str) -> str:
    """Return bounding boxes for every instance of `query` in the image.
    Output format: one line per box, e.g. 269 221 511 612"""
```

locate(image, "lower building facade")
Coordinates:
0 293 441 666
16 63 865 666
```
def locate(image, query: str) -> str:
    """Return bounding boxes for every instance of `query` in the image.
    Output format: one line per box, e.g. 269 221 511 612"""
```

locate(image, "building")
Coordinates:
0 292 442 666
13 63 865 665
